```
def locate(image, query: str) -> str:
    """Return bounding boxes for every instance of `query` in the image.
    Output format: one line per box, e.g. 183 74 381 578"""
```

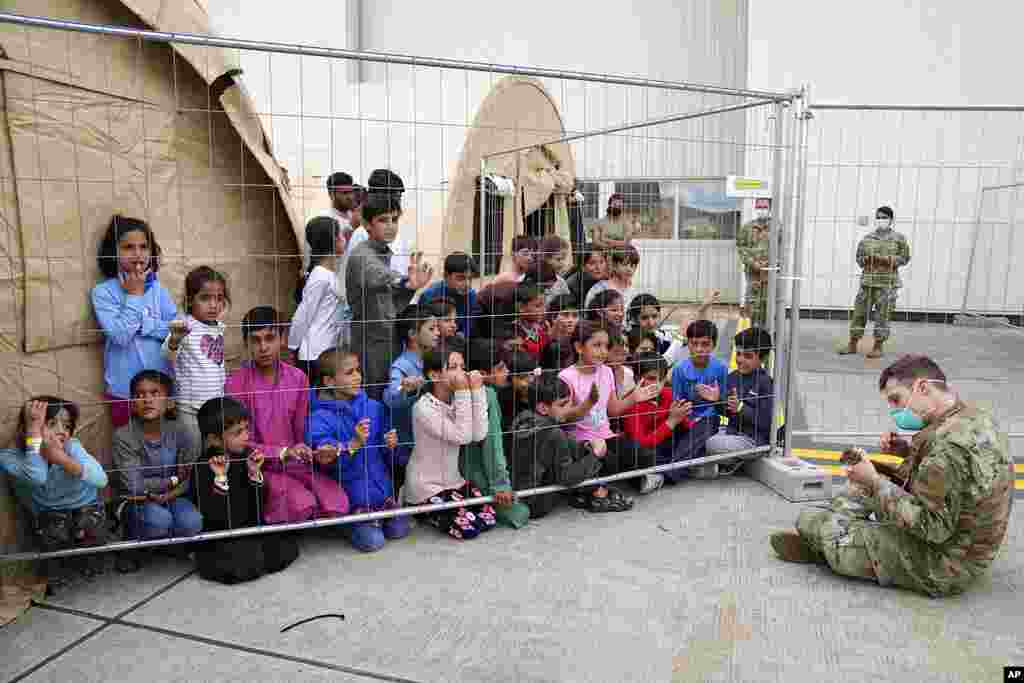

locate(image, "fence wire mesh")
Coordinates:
788 103 1024 457
0 12 796 561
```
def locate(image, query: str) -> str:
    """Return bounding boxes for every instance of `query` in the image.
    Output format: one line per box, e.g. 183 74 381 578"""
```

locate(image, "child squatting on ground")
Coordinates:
461 339 530 528
558 321 662 508
307 348 407 552
384 303 441 492
192 397 299 584
704 327 775 467
1 398 108 553
405 350 497 539
112 370 202 573
225 306 349 524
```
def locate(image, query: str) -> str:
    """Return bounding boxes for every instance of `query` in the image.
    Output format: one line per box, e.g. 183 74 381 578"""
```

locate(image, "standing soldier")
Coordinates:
737 198 771 327
590 193 634 253
769 355 1015 598
839 206 910 359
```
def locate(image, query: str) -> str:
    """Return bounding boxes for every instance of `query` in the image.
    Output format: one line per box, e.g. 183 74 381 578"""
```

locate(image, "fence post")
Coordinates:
773 99 800 437
783 87 813 458
766 100 789 450
479 159 487 275
766 101 786 339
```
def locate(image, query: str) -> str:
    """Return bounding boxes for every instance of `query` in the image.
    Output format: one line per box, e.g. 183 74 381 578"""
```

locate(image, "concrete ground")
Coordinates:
2 319 1022 683
789 318 1024 449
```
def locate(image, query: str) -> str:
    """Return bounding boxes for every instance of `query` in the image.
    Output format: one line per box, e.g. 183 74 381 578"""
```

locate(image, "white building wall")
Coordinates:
207 0 754 262
748 0 1024 314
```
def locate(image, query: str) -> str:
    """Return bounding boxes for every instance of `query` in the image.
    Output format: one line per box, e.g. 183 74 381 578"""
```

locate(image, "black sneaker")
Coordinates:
115 552 142 574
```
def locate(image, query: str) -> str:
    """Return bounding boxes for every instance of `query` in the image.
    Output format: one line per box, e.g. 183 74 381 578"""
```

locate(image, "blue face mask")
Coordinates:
890 407 924 431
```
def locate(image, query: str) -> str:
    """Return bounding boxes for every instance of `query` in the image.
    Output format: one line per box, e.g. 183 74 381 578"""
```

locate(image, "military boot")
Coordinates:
770 530 825 564
866 338 884 359
837 336 861 355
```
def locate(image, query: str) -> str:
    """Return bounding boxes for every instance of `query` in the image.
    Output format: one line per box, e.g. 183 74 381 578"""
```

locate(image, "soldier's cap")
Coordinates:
608 192 625 205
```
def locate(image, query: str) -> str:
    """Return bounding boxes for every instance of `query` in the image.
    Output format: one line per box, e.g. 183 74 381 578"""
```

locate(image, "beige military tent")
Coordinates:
0 0 302 623
439 75 576 274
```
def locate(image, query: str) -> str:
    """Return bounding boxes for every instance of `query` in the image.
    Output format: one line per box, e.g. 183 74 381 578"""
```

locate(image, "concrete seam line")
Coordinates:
28 600 425 683
6 569 197 683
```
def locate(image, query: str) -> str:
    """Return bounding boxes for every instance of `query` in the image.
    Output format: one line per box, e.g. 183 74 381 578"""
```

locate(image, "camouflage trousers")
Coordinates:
795 492 973 597
796 494 879 584
850 286 895 341
745 279 768 328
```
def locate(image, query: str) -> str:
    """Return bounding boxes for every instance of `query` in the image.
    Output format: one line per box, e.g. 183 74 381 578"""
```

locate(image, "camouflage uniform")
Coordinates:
850 227 910 342
736 217 770 327
795 401 1014 597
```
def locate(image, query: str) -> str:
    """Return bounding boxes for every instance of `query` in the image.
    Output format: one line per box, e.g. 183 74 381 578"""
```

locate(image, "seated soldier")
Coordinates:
772 355 1015 597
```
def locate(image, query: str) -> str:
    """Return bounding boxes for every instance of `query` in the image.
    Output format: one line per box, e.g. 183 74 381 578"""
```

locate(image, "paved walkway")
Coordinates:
3 475 1021 683
2 318 1021 682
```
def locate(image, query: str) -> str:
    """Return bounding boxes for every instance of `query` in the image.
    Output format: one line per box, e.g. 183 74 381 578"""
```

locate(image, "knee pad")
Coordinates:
795 508 834 539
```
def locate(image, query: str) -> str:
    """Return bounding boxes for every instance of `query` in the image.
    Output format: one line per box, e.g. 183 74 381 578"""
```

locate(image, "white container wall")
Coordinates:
207 0 753 260
747 0 1024 315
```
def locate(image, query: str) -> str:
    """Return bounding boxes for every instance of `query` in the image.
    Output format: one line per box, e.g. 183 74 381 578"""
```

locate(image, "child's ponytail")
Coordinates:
295 216 341 305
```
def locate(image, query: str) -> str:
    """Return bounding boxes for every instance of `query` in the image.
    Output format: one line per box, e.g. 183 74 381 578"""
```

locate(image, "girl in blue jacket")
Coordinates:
91 216 178 429
307 348 404 552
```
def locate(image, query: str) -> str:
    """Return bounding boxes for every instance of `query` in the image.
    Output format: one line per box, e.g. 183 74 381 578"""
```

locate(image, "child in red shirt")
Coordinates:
513 283 549 361
622 351 694 488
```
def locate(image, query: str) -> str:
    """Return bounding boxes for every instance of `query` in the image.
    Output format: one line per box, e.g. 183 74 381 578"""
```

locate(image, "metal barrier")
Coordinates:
783 101 1024 452
0 11 797 561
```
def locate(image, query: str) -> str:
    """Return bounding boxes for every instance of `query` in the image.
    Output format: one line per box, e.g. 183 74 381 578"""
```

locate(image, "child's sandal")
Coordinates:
588 489 633 513
567 491 591 510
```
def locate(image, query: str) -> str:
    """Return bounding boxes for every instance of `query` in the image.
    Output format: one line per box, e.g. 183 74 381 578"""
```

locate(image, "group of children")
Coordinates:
1 189 777 585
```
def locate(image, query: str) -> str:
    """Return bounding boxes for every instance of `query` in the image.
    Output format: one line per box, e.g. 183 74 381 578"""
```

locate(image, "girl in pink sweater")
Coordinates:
224 307 348 524
404 349 496 540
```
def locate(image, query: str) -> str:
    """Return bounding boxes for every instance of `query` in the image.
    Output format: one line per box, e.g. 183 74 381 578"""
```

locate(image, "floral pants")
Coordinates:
421 484 497 540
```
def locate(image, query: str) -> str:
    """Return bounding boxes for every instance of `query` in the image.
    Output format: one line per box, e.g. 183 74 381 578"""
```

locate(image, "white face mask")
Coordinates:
876 218 891 230
755 210 769 220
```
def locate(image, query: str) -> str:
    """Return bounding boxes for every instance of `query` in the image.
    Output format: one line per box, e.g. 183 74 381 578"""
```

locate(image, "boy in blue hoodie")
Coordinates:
308 347 405 552
669 319 729 477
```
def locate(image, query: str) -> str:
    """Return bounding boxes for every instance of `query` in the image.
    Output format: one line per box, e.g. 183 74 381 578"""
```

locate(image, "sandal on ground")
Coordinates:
587 488 633 513
567 491 591 510
116 552 142 574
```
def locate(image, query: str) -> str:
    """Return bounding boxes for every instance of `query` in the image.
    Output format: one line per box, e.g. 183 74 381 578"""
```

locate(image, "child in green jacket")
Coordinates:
460 339 530 528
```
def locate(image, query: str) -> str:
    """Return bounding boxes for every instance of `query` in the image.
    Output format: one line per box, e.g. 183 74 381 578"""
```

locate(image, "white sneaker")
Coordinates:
692 464 719 479
639 473 665 494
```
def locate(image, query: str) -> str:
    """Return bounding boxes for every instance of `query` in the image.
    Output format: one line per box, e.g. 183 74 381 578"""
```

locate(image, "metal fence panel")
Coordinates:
0 11 796 560
785 102 1024 457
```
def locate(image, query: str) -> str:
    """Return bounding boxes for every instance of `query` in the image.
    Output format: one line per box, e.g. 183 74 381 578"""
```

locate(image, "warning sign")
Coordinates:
726 176 772 198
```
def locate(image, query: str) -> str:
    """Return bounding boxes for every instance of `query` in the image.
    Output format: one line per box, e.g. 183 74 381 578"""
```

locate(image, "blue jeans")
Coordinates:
659 416 719 483
124 498 203 540
347 515 410 552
